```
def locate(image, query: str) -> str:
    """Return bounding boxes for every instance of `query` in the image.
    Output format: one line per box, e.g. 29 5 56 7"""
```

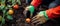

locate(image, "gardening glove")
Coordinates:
23 5 34 17
32 11 49 24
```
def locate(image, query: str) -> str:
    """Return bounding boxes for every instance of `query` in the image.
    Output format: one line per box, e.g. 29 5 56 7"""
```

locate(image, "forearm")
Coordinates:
31 0 42 8
46 6 60 19
39 6 60 20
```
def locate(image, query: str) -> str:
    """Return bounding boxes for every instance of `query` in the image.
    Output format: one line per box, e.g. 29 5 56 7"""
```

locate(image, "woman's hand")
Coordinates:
32 13 47 24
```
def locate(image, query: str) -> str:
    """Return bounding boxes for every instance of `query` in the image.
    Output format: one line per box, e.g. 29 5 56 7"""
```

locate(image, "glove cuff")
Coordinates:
39 11 49 20
28 5 35 13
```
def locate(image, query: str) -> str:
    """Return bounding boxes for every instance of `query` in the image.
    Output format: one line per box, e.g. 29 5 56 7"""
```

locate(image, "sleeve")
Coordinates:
39 6 60 20
31 0 42 8
46 6 60 19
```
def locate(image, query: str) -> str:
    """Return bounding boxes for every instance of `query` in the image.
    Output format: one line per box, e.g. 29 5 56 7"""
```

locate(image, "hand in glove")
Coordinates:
32 11 49 24
23 5 34 16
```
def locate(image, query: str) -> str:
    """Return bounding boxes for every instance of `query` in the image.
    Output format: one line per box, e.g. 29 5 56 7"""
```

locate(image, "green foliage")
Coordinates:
1 18 5 24
7 15 13 20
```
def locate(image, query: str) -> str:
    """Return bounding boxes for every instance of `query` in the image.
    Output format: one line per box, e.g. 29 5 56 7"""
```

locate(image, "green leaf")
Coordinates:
12 0 16 6
3 10 6 14
7 15 13 20
2 18 5 24
7 5 12 8
0 5 5 10
6 12 8 15
17 0 21 5
1 0 6 4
